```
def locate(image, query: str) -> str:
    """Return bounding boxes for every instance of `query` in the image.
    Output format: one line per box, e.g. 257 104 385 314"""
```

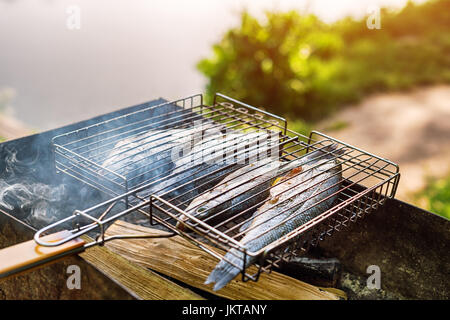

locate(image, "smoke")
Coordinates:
0 145 91 229
0 180 68 227
0 145 38 179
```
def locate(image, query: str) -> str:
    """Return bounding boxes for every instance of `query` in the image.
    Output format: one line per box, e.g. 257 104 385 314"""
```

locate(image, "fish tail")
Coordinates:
309 143 346 159
205 249 244 291
322 143 346 156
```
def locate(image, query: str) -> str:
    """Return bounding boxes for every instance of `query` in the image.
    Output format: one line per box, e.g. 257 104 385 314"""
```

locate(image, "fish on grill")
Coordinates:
100 123 219 190
204 144 344 291
175 144 340 232
175 157 281 231
143 131 279 207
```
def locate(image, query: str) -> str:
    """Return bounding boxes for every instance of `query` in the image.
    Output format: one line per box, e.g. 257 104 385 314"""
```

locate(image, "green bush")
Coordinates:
417 176 450 220
198 0 450 122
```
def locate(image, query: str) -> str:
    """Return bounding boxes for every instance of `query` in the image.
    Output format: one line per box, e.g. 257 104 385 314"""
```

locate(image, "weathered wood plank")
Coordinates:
80 240 204 300
105 220 345 300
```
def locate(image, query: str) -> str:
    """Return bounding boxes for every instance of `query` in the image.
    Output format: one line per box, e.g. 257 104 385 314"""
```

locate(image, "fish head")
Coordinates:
175 193 220 232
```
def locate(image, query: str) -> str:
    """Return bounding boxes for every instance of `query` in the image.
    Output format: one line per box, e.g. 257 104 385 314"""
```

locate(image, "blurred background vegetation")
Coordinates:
198 0 449 120
198 0 450 218
416 176 450 219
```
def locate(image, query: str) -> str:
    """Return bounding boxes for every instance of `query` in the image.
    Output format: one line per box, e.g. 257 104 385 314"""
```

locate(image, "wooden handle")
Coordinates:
0 230 85 280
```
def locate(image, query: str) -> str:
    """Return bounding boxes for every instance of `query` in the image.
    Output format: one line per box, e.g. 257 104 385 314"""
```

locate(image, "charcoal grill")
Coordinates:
5 93 400 285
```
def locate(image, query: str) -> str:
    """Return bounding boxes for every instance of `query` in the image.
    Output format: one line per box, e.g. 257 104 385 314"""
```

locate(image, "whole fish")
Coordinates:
100 123 219 190
141 131 278 205
205 144 343 291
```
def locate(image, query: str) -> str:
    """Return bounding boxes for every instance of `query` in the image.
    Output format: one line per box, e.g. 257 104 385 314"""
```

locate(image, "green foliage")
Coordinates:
286 117 312 137
198 0 450 122
417 175 450 220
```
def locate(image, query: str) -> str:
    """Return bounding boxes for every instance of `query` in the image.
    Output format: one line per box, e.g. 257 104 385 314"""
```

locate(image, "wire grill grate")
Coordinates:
41 93 400 283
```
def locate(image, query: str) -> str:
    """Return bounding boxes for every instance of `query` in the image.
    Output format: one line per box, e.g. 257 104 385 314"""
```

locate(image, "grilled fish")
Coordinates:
205 144 343 291
101 123 218 189
176 157 280 231
176 144 341 232
142 131 278 206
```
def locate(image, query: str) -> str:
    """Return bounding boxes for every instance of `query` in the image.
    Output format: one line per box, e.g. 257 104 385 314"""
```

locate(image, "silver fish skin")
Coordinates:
205 144 343 291
101 123 218 189
176 144 342 231
143 131 278 202
176 157 281 231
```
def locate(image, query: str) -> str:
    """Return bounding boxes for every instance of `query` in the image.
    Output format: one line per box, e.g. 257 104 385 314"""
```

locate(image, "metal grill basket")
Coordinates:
39 93 400 283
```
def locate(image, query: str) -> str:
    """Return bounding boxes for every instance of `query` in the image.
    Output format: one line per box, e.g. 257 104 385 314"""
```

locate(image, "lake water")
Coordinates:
0 0 419 130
